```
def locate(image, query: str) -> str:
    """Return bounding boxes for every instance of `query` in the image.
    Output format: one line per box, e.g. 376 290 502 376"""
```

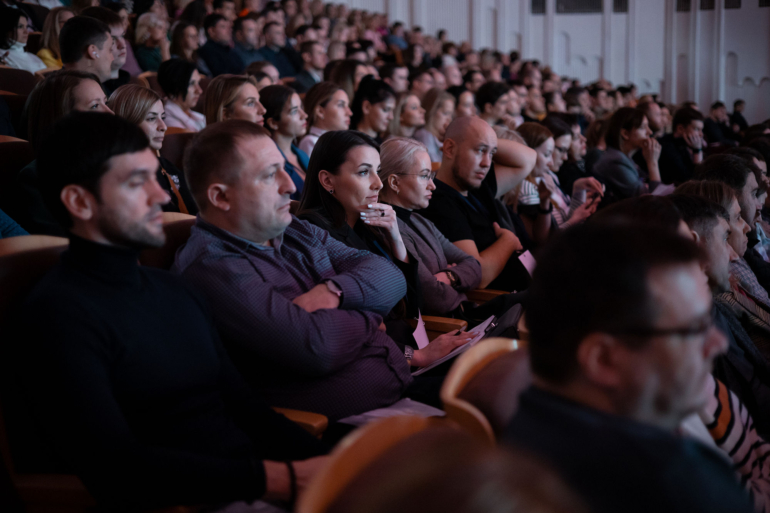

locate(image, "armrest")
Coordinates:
465 289 507 304
272 407 328 438
408 316 468 341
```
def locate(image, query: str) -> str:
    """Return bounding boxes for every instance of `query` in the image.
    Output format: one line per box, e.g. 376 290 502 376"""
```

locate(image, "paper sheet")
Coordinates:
412 310 430 350
519 250 536 277
411 315 495 376
338 398 446 426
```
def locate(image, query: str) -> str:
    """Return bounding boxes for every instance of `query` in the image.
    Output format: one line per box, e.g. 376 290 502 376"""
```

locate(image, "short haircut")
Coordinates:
674 180 736 215
80 6 123 29
563 86 585 108
203 13 227 33
694 154 753 193
59 16 110 65
303 81 341 127
734 99 745 109
259 84 294 129
446 85 469 103
184 120 271 210
38 112 150 228
294 24 312 38
474 81 509 113
204 74 259 124
668 193 729 240
157 58 198 100
108 84 162 126
724 146 765 164
605 107 646 150
462 70 482 85
711 101 726 111
527 223 702 384
672 107 704 131
590 196 683 234
541 115 571 140
546 111 580 129
233 16 253 34
747 138 770 165
263 20 281 35
299 40 319 56
380 63 406 81
408 69 431 87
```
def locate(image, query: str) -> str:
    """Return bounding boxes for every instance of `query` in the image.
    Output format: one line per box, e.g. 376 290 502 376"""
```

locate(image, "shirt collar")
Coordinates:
195 216 285 251
309 126 326 137
391 204 412 223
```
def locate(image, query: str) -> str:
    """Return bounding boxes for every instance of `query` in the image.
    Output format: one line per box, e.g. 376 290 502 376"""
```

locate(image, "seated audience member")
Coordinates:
387 92 425 139
12 70 112 237
0 9 47 73
732 99 749 135
158 58 206 132
413 88 454 163
12 112 326 510
419 116 537 292
298 82 351 157
350 76 396 144
637 99 665 138
247 60 281 86
503 223 753 513
108 84 197 215
670 186 770 440
232 16 264 68
36 7 75 69
386 21 408 50
0 208 27 239
328 59 369 104
657 107 705 184
380 63 409 94
199 14 244 76
173 121 443 419
260 84 308 199
170 20 211 76
60 16 114 83
546 112 591 196
704 101 738 146
447 85 475 118
544 91 566 114
213 0 236 21
204 74 265 127
81 7 129 95
408 69 434 101
462 70 484 94
475 81 510 127
133 12 170 72
521 86 545 123
257 22 298 78
593 107 662 204
293 40 326 93
584 117 609 175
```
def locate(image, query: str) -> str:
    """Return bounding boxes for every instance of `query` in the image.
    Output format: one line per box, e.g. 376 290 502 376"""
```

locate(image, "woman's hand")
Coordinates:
412 330 475 367
572 177 604 198
537 174 557 206
641 137 662 165
568 196 599 224
361 202 408 262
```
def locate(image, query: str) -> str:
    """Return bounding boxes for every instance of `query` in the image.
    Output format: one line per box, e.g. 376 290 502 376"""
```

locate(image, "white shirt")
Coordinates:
1 41 47 74
164 100 206 132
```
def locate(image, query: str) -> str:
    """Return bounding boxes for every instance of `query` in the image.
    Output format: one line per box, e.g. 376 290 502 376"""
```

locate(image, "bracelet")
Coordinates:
537 203 554 215
285 461 297 508
689 146 703 153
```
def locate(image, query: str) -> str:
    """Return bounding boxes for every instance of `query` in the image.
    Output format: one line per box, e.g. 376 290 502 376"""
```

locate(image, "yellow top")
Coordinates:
36 48 62 69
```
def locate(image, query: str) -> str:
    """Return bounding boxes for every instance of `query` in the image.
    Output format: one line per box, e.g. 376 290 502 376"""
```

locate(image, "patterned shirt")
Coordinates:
172 216 412 421
731 258 770 309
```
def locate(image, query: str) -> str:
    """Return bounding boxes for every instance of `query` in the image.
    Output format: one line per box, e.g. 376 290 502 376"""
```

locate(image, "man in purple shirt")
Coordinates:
172 121 413 420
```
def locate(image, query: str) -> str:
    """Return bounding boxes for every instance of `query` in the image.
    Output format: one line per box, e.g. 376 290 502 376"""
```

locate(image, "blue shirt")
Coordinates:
0 207 27 239
276 143 308 200
232 42 264 68
256 45 298 77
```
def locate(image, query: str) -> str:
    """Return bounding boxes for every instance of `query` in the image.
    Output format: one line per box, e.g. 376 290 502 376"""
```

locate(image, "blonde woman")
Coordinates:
134 12 170 72
386 92 424 139
37 7 75 69
413 88 455 162
108 84 198 215
203 74 266 125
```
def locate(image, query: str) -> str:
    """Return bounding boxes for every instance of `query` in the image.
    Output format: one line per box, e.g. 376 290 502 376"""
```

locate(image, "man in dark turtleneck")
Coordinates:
11 112 326 511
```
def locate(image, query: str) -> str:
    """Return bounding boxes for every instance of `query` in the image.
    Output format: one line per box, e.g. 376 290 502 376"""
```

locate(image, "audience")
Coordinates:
81 7 130 95
293 40 326 93
60 16 114 84
504 222 752 513
36 6 75 69
260 84 308 199
349 75 396 144
108 84 197 215
380 62 409 93
413 88 454 163
232 15 264 68
170 20 211 75
157 58 206 131
0 8 48 73
133 12 170 72
298 81 352 157
257 21 298 77
204 73 265 127
658 107 705 185
704 101 738 145
387 92 425 139
732 99 749 134
199 13 244 76
475 81 510 127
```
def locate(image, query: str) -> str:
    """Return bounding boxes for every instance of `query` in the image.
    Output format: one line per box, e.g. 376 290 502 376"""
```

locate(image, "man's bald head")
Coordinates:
441 116 498 193
444 115 495 146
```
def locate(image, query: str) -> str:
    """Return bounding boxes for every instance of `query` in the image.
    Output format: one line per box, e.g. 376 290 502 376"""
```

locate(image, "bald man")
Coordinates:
418 117 537 292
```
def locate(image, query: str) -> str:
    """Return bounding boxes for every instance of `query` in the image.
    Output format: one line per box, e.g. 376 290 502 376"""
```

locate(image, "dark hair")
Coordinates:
446 85 469 103
527 223 702 384
157 58 197 100
585 117 609 150
541 115 571 140
379 63 406 81
474 81 509 113
203 13 227 33
590 196 683 234
179 0 208 29
672 107 703 132
304 81 342 127
674 180 736 215
184 120 271 210
212 0 233 9
350 75 396 130
724 146 765 164
462 70 482 86
408 68 430 87
605 107 646 150
299 39 319 56
0 8 23 49
297 130 380 228
747 138 770 164
259 84 294 131
133 0 160 18
38 112 149 228
328 59 368 103
80 6 123 28
694 154 753 193
263 20 281 35
102 1 127 14
546 111 580 129
170 21 198 62
668 193 729 240
294 24 312 38
711 101 726 111
734 99 745 109
516 122 553 150
563 86 585 108
743 124 770 145
59 16 110 64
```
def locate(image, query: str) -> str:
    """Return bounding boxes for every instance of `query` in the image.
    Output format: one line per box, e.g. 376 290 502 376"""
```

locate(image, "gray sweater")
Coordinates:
396 208 482 315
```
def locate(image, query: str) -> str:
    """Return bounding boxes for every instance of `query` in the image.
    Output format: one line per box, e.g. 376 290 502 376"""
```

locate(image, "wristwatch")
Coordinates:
404 345 414 366
446 270 460 290
324 279 343 300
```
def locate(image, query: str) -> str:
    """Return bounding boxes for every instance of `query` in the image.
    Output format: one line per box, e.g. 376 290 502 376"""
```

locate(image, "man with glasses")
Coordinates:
504 222 752 513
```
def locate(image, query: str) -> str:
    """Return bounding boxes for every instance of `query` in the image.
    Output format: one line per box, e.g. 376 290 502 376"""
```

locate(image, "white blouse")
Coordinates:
164 100 206 133
2 41 47 74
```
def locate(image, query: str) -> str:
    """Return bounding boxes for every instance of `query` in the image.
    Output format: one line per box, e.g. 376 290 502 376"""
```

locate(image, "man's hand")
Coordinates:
434 271 451 285
493 222 522 251
412 330 475 367
684 131 703 151
292 283 340 313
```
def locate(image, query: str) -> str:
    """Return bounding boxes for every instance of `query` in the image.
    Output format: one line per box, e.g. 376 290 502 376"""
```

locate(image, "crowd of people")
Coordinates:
4 0 770 512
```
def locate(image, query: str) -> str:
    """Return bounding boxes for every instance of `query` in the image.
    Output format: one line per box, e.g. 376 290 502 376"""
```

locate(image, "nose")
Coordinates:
427 179 436 191
257 100 266 115
102 104 114 115
278 168 297 196
346 106 353 116
300 108 307 120
481 151 492 169
742 219 750 235
705 325 729 360
149 176 171 205
371 172 383 191
158 117 167 131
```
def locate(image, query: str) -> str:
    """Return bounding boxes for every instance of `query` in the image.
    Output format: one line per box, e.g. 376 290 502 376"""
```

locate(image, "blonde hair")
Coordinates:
108 84 163 125
135 12 164 45
379 137 429 193
387 92 420 138
204 74 259 124
421 88 454 135
40 7 74 61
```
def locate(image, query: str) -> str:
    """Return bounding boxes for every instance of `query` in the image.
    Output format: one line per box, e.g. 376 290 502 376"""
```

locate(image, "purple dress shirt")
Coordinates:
172 216 413 420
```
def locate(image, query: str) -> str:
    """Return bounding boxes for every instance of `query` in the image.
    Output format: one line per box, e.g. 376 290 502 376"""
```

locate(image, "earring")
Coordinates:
395 189 400 195
328 188 334 194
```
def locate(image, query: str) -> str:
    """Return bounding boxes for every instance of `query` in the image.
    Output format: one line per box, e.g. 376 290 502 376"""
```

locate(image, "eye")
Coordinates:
358 169 369 176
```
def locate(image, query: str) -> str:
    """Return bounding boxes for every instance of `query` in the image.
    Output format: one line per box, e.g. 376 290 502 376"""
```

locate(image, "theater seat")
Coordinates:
0 139 34 216
159 132 195 172
0 93 28 138
440 337 530 443
24 32 42 56
465 288 507 304
138 212 196 270
0 68 41 95
139 71 164 98
297 416 441 513
165 126 191 135
407 315 467 341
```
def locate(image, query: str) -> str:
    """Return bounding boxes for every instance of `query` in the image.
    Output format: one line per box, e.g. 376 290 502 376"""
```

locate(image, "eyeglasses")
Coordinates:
611 316 714 340
394 172 437 183
554 146 570 154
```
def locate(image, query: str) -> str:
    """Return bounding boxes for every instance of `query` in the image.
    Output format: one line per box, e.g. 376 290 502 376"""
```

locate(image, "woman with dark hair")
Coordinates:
260 84 309 199
158 58 205 131
298 81 352 157
297 130 472 374
328 59 369 105
169 20 211 76
446 85 475 118
350 75 396 143
0 8 47 73
593 106 662 204
544 112 590 196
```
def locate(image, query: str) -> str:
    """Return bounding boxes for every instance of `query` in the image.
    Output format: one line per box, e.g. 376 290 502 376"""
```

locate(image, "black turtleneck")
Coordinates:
10 235 325 510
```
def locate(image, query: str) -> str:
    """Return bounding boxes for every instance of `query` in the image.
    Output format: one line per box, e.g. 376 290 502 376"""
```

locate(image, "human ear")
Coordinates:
318 169 335 193
362 100 372 116
443 137 457 160
60 185 97 221
207 183 231 211
576 333 625 388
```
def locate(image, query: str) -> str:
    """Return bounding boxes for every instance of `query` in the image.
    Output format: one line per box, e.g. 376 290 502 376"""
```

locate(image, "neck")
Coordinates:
344 207 358 229
237 39 253 50
380 188 408 209
357 121 377 138
110 68 119 79
437 161 467 196
184 48 194 59
304 63 319 73
400 124 417 137
273 131 294 153
619 139 635 158
479 113 497 126
201 211 272 246
171 97 191 114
